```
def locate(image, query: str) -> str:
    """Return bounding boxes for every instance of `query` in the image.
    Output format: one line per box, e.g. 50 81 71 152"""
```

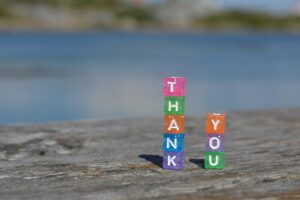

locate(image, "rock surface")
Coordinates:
0 108 300 199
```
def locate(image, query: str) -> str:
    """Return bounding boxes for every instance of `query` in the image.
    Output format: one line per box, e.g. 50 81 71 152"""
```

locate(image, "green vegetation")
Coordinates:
3 0 155 22
115 7 155 23
195 10 300 31
0 0 300 31
0 3 11 18
1 0 125 9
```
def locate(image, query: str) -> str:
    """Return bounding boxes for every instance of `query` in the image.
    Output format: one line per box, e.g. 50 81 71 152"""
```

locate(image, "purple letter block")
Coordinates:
205 134 225 152
163 77 186 96
163 151 184 170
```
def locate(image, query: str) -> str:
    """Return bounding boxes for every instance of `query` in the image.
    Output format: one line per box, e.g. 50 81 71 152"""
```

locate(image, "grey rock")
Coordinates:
0 108 300 199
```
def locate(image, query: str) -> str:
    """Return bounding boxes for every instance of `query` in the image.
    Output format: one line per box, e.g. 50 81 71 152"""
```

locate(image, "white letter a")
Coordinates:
168 119 179 131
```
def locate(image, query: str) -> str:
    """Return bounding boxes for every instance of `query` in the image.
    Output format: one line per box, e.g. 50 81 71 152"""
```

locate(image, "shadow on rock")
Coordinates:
189 158 205 169
139 154 163 168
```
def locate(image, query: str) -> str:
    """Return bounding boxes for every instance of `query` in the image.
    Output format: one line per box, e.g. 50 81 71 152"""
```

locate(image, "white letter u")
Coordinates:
208 155 219 166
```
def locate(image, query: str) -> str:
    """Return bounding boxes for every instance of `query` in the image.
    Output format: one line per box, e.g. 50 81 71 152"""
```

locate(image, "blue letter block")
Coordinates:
163 133 185 152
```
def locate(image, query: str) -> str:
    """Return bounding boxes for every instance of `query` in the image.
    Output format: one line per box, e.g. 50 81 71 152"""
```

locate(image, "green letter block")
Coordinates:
204 151 224 170
164 96 185 115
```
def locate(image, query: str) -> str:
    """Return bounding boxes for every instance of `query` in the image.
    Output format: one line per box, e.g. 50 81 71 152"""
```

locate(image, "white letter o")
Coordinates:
209 137 220 150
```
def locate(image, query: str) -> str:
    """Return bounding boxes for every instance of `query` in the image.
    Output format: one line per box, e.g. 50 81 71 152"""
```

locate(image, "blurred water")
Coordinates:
0 31 299 124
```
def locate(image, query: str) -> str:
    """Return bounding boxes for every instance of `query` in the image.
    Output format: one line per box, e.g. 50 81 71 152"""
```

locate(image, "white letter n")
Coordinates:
167 137 177 149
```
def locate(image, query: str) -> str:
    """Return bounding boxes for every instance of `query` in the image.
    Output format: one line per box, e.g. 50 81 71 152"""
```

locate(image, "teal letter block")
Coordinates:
204 151 224 170
163 133 185 152
164 96 185 115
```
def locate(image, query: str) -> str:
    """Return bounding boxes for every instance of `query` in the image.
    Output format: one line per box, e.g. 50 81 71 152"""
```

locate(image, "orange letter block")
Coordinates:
205 113 226 134
164 115 185 134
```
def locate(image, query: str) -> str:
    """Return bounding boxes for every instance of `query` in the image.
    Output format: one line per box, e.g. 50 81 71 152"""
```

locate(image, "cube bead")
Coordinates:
204 151 225 170
164 115 185 134
205 113 226 134
163 133 185 152
205 134 225 152
163 151 184 170
163 77 186 96
164 96 185 115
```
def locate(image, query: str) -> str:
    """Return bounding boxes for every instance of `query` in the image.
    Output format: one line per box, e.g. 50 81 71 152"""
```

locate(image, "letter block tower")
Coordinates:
162 77 186 170
204 113 226 169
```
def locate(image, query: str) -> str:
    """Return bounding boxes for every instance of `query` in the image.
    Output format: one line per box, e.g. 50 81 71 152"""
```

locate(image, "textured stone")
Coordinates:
0 108 299 199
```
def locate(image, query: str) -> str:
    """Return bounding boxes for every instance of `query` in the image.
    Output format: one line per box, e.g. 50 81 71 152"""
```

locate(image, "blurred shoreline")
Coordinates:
0 23 300 34
1 26 300 35
0 1 300 33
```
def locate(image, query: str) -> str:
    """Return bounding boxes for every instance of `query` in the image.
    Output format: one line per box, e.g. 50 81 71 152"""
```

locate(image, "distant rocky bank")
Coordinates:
0 1 300 32
0 108 299 199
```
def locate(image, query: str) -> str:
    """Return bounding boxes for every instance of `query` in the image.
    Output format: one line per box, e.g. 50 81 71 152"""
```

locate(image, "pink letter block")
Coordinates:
163 77 186 96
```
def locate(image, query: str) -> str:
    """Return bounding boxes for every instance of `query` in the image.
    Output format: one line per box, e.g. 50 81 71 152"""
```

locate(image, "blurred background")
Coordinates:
0 0 300 124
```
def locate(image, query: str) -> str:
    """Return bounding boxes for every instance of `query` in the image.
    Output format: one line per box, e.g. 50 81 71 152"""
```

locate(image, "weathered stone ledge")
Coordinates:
0 108 300 199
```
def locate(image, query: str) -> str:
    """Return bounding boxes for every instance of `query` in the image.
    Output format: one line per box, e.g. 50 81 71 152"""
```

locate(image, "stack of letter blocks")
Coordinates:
162 77 186 170
204 113 226 169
